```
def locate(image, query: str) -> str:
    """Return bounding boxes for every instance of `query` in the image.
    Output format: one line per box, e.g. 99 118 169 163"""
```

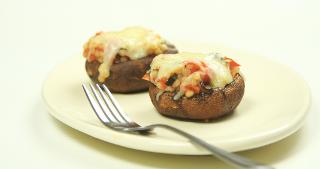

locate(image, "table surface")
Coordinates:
1 0 319 168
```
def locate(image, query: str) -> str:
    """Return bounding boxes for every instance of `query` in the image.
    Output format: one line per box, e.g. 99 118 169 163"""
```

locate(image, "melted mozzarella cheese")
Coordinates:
83 27 168 82
149 52 234 90
205 53 233 88
151 52 206 79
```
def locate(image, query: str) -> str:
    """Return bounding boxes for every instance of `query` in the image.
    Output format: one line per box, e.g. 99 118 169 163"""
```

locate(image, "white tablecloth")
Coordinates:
1 0 319 168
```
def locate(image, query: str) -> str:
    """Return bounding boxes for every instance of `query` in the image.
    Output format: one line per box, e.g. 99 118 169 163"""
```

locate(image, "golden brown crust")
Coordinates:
148 74 245 120
85 45 177 93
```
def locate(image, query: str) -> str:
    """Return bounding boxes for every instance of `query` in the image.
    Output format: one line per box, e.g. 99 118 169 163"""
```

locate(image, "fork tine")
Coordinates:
82 84 110 124
88 83 118 123
101 84 134 123
95 84 128 124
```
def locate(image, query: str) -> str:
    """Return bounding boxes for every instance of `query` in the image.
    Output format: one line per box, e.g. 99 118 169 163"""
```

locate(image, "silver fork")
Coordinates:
82 83 274 169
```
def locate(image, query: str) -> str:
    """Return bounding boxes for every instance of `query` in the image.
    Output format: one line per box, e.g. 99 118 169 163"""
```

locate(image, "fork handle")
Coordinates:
143 124 274 169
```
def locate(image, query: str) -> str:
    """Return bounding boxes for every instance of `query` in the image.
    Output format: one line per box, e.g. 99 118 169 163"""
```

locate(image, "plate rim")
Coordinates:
42 43 311 155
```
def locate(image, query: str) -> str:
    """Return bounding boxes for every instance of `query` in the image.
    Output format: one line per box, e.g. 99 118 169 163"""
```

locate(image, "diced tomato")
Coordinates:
224 56 240 71
157 78 167 90
158 78 167 83
229 60 240 68
224 57 240 76
202 74 210 83
185 62 200 73
142 74 150 81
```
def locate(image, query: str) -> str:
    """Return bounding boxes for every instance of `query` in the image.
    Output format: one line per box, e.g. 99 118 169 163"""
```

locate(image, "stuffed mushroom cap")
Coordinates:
83 27 177 93
144 52 245 120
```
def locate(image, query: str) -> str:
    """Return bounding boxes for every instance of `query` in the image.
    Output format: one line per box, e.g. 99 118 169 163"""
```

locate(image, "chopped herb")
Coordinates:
166 74 177 86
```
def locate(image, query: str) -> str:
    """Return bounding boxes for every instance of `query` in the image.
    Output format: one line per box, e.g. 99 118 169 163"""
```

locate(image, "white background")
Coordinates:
1 0 319 168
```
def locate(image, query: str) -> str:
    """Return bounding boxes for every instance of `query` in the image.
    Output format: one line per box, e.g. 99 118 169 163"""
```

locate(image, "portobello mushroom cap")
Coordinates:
85 45 177 93
148 74 245 120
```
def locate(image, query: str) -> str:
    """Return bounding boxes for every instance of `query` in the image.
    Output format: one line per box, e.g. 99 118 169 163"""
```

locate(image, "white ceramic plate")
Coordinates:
42 42 310 155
